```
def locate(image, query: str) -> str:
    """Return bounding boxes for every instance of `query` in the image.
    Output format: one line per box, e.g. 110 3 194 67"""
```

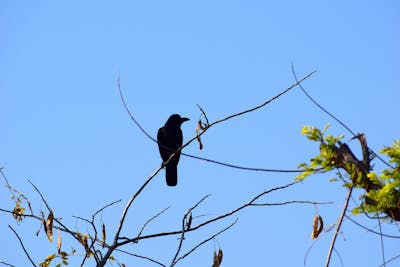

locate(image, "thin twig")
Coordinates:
93 199 122 218
136 206 170 239
324 186 353 267
118 71 318 173
1 168 16 199
291 64 393 169
118 182 299 246
8 225 37 267
115 248 166 267
378 218 386 267
27 180 90 261
344 215 400 238
98 165 164 267
196 104 209 126
170 217 188 267
170 194 211 266
0 262 15 267
250 200 333 206
377 253 400 267
332 247 344 267
174 219 237 265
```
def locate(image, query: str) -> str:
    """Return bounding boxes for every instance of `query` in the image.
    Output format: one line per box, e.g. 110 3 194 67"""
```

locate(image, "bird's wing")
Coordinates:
157 127 170 162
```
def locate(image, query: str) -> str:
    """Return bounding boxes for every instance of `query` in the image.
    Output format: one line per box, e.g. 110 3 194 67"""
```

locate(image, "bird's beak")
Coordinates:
181 117 190 123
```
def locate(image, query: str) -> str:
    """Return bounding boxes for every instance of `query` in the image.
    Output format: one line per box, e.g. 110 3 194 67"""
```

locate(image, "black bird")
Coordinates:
157 114 189 186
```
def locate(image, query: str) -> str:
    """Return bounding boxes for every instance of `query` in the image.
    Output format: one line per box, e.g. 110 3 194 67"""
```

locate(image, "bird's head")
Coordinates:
165 114 190 127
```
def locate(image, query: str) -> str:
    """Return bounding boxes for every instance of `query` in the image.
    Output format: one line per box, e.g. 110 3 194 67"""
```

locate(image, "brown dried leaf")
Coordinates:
46 211 54 242
78 233 93 257
12 201 25 222
212 248 223 267
311 214 324 239
57 229 62 253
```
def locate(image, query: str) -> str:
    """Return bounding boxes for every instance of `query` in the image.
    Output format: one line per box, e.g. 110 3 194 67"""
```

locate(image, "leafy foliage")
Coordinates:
39 251 71 267
297 125 400 221
296 124 344 181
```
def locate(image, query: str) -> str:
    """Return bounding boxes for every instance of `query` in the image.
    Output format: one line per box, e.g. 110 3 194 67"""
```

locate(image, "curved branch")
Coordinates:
8 225 37 267
344 215 400 238
291 64 393 169
118 71 317 173
173 219 237 265
118 182 299 246
97 165 164 266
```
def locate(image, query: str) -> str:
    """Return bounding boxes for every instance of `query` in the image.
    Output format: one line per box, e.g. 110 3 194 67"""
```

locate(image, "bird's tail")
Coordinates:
165 165 178 186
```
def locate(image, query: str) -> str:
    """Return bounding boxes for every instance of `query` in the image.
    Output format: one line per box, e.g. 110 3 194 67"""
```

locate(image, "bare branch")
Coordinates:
27 180 97 262
136 206 170 239
378 218 386 267
0 262 15 267
8 225 37 267
118 71 319 173
324 186 353 267
115 248 166 267
1 168 16 199
98 165 164 266
250 200 333 206
170 194 212 266
291 63 393 169
174 219 237 265
118 182 299 246
196 104 209 126
93 199 122 218
377 253 400 267
344 215 400 238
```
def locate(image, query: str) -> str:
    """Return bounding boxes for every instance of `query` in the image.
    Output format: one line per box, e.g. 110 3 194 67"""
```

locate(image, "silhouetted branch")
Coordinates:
325 186 353 267
250 200 333 206
196 104 209 126
8 225 37 267
98 165 164 266
118 182 299 246
344 215 400 238
136 206 170 239
377 253 400 267
115 248 166 267
118 71 319 173
291 63 393 169
173 219 237 265
93 199 122 218
27 180 97 263
378 218 386 267
0 262 15 267
170 194 211 266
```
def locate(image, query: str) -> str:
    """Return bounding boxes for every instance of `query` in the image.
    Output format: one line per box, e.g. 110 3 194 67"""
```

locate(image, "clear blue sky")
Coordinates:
1 1 399 266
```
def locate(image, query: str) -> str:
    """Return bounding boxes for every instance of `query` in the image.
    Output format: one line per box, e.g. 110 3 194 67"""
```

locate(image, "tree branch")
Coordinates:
97 165 164 266
324 186 353 267
8 225 37 267
118 71 318 173
170 195 211 266
291 63 393 169
136 206 170 240
173 219 237 265
115 248 166 267
118 182 299 246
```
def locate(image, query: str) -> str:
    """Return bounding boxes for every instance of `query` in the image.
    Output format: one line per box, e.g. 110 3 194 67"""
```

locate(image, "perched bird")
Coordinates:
157 114 189 186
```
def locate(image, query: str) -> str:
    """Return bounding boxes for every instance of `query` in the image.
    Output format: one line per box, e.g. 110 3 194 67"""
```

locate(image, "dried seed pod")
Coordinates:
46 211 54 242
311 214 324 239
